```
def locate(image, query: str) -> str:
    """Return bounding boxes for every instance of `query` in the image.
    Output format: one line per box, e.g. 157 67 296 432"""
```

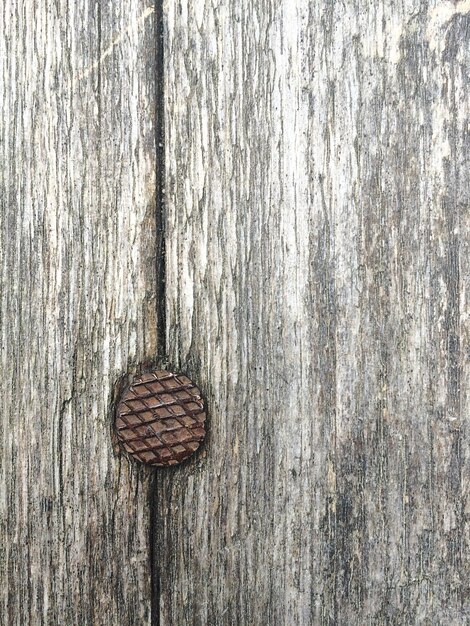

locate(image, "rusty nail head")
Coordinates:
115 370 206 466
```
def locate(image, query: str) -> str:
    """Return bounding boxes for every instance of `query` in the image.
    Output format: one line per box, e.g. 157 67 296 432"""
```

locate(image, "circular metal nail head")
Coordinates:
115 370 206 466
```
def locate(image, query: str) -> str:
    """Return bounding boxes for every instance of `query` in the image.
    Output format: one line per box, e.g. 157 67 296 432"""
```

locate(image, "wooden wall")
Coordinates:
1 0 468 624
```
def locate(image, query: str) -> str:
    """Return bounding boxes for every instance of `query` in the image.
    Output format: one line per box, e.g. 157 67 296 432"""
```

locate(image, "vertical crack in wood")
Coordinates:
155 0 167 364
151 0 165 624
149 473 160 626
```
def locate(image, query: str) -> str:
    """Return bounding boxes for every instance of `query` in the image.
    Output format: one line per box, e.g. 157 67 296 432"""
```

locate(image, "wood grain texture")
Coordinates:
158 0 470 624
0 2 158 624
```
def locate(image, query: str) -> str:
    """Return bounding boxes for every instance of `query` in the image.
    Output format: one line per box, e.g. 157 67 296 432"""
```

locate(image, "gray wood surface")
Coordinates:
0 1 158 624
2 0 469 624
157 1 470 624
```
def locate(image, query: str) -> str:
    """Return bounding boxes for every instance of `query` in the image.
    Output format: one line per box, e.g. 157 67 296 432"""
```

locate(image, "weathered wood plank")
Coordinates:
0 2 158 623
158 1 469 624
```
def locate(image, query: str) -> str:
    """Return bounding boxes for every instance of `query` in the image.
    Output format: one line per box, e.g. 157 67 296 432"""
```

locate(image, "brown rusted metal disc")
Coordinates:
115 370 206 466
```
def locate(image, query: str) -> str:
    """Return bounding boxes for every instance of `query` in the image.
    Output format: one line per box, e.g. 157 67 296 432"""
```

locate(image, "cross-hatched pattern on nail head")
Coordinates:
115 370 206 466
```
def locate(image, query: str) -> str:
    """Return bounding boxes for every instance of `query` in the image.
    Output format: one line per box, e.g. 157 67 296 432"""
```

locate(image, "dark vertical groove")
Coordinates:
155 0 167 363
151 1 165 625
149 473 160 626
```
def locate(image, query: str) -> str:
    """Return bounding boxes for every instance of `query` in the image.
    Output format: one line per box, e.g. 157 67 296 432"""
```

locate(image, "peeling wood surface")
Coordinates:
0 2 158 624
158 1 470 624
